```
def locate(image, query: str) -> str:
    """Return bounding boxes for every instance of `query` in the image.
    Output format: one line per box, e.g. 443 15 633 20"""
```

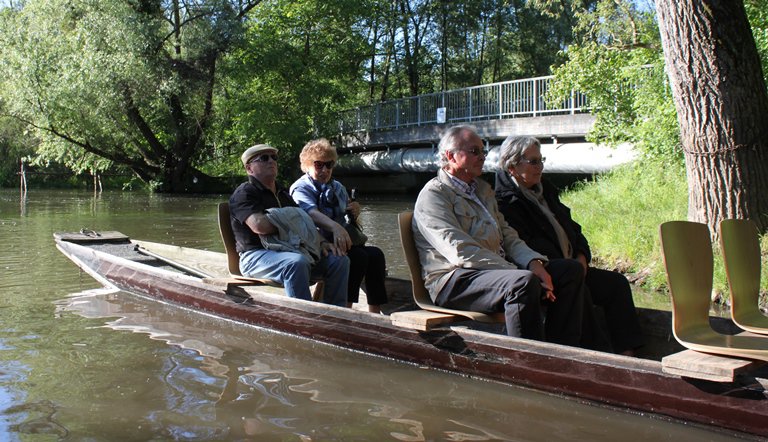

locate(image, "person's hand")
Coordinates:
346 201 361 219
528 259 556 302
321 241 346 257
330 223 351 254
576 253 588 276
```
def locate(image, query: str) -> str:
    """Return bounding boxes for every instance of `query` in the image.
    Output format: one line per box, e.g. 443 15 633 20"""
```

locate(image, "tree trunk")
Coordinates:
656 0 768 235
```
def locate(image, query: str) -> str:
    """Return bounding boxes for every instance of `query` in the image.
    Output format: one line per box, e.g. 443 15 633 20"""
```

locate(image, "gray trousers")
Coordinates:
435 259 585 346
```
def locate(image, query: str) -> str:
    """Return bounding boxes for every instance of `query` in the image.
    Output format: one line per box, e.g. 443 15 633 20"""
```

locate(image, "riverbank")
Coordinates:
562 163 767 305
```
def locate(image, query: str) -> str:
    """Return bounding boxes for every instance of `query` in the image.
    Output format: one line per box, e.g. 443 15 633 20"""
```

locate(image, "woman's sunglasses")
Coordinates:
313 160 335 170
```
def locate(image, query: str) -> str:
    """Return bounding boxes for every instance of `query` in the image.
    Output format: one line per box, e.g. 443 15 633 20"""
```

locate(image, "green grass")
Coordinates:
560 163 768 310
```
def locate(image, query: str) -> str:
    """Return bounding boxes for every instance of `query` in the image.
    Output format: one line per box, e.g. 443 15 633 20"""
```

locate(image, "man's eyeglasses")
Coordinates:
249 153 279 163
520 157 546 166
313 160 335 170
460 148 487 157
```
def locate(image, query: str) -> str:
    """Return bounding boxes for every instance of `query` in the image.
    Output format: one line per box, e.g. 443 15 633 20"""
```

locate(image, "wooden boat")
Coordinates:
54 230 768 438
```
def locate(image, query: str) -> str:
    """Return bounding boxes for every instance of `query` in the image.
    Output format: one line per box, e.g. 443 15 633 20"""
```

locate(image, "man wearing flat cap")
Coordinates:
229 143 349 305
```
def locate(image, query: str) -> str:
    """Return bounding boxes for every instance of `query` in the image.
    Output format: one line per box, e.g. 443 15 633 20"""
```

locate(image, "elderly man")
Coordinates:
412 125 586 345
228 143 349 306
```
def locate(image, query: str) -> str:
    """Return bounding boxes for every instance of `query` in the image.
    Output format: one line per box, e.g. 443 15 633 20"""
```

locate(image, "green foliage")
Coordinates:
218 0 369 161
546 0 681 161
0 0 264 191
562 163 688 291
564 163 768 301
746 0 768 83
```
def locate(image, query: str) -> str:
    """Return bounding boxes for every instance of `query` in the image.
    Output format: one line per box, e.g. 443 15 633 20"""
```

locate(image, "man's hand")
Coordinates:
528 259 556 302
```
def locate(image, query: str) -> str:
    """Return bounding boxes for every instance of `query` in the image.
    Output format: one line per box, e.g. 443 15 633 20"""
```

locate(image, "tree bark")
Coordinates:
656 0 768 235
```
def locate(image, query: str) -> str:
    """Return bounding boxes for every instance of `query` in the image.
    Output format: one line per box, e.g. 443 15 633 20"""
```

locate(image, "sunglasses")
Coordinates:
249 153 279 163
460 147 487 157
313 160 335 170
520 157 546 166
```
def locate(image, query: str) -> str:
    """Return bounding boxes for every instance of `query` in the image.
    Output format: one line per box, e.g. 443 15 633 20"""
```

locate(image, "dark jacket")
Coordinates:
229 175 297 254
494 170 591 264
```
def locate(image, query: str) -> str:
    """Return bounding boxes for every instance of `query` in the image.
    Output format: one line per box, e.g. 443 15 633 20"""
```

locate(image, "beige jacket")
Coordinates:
412 169 546 299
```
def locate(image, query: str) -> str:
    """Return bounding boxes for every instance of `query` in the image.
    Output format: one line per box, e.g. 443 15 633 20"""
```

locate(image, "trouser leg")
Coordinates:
586 267 644 353
543 259 585 346
360 246 388 305
435 269 544 340
315 254 349 307
240 249 313 301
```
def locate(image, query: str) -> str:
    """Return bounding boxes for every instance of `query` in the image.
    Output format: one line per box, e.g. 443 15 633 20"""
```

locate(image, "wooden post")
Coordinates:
19 159 27 194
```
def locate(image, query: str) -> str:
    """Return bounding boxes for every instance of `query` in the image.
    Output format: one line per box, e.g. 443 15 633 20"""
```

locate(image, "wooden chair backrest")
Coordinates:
659 220 714 340
720 218 763 328
218 202 242 276
397 211 433 309
397 211 504 323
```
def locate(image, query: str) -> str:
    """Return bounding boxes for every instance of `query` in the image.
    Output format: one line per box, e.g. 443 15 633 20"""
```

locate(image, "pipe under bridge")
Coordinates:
331 75 636 193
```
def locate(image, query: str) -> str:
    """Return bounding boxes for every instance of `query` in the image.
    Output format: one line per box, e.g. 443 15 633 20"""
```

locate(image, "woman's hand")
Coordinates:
346 201 361 219
576 253 588 276
330 222 352 254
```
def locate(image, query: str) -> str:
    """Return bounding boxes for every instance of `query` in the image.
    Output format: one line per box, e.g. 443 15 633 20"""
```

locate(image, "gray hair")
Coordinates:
436 125 478 168
498 136 541 170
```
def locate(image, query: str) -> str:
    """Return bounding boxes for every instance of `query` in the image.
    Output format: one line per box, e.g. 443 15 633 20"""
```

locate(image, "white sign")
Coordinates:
436 107 446 124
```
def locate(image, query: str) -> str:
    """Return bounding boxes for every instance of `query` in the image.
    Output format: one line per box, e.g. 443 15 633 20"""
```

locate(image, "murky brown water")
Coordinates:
0 188 739 440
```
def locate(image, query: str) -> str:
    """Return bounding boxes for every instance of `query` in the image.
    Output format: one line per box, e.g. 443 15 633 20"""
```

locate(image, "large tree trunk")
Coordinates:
656 0 768 236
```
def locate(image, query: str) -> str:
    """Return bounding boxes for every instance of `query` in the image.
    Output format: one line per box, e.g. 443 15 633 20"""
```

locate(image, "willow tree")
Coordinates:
0 0 262 192
656 0 768 233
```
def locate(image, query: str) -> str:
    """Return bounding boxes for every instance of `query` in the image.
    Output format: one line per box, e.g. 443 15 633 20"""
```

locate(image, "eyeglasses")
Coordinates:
460 147 487 157
249 153 278 163
520 157 546 166
313 160 335 170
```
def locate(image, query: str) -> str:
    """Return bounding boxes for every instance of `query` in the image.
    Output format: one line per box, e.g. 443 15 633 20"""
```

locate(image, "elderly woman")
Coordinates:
494 135 643 355
290 138 388 313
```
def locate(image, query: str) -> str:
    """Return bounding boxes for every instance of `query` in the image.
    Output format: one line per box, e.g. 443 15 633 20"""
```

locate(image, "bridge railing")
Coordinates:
337 75 589 133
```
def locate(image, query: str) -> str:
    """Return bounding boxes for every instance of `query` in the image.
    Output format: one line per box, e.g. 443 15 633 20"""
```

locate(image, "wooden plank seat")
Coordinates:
659 220 768 363
661 348 764 382
218 202 323 300
720 218 768 335
394 211 505 331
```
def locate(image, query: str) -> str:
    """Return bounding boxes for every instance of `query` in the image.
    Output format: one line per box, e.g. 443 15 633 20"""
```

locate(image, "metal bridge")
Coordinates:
332 74 637 193
337 74 588 134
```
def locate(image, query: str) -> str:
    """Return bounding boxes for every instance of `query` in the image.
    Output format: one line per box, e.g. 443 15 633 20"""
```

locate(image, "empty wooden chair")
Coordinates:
659 220 768 361
720 218 768 334
397 211 504 323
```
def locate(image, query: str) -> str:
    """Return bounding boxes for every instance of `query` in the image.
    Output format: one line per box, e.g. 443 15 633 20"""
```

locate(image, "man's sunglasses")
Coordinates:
313 160 335 170
249 153 279 163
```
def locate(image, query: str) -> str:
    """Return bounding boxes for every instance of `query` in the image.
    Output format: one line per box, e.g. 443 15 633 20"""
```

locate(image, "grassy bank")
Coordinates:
561 163 768 307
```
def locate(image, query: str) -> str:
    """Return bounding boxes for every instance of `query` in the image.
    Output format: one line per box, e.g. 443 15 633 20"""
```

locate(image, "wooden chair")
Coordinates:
720 218 768 334
217 202 323 300
659 220 768 362
397 211 504 323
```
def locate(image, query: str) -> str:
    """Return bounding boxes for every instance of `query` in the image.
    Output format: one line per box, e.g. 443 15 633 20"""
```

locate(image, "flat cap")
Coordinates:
241 144 279 165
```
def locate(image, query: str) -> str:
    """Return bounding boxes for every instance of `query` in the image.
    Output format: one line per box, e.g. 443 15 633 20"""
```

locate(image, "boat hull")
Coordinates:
54 235 768 438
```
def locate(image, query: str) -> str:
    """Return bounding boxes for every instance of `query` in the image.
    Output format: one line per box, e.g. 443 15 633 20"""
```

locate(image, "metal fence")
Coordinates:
337 75 589 133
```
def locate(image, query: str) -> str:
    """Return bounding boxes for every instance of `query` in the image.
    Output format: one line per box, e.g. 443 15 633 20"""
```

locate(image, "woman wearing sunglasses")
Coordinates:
290 138 388 313
494 135 643 355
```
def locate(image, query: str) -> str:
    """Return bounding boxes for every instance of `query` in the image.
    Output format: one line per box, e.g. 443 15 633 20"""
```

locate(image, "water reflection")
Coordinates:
49 289 740 441
0 189 720 441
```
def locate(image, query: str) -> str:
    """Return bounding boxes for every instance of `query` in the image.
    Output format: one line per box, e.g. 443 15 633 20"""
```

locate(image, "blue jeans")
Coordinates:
239 249 349 306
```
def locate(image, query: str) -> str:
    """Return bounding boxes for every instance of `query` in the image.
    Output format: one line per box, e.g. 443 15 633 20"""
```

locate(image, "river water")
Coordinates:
0 188 740 441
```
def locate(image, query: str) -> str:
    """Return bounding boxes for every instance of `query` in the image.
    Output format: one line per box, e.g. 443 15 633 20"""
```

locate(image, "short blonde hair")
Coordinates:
299 138 338 172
